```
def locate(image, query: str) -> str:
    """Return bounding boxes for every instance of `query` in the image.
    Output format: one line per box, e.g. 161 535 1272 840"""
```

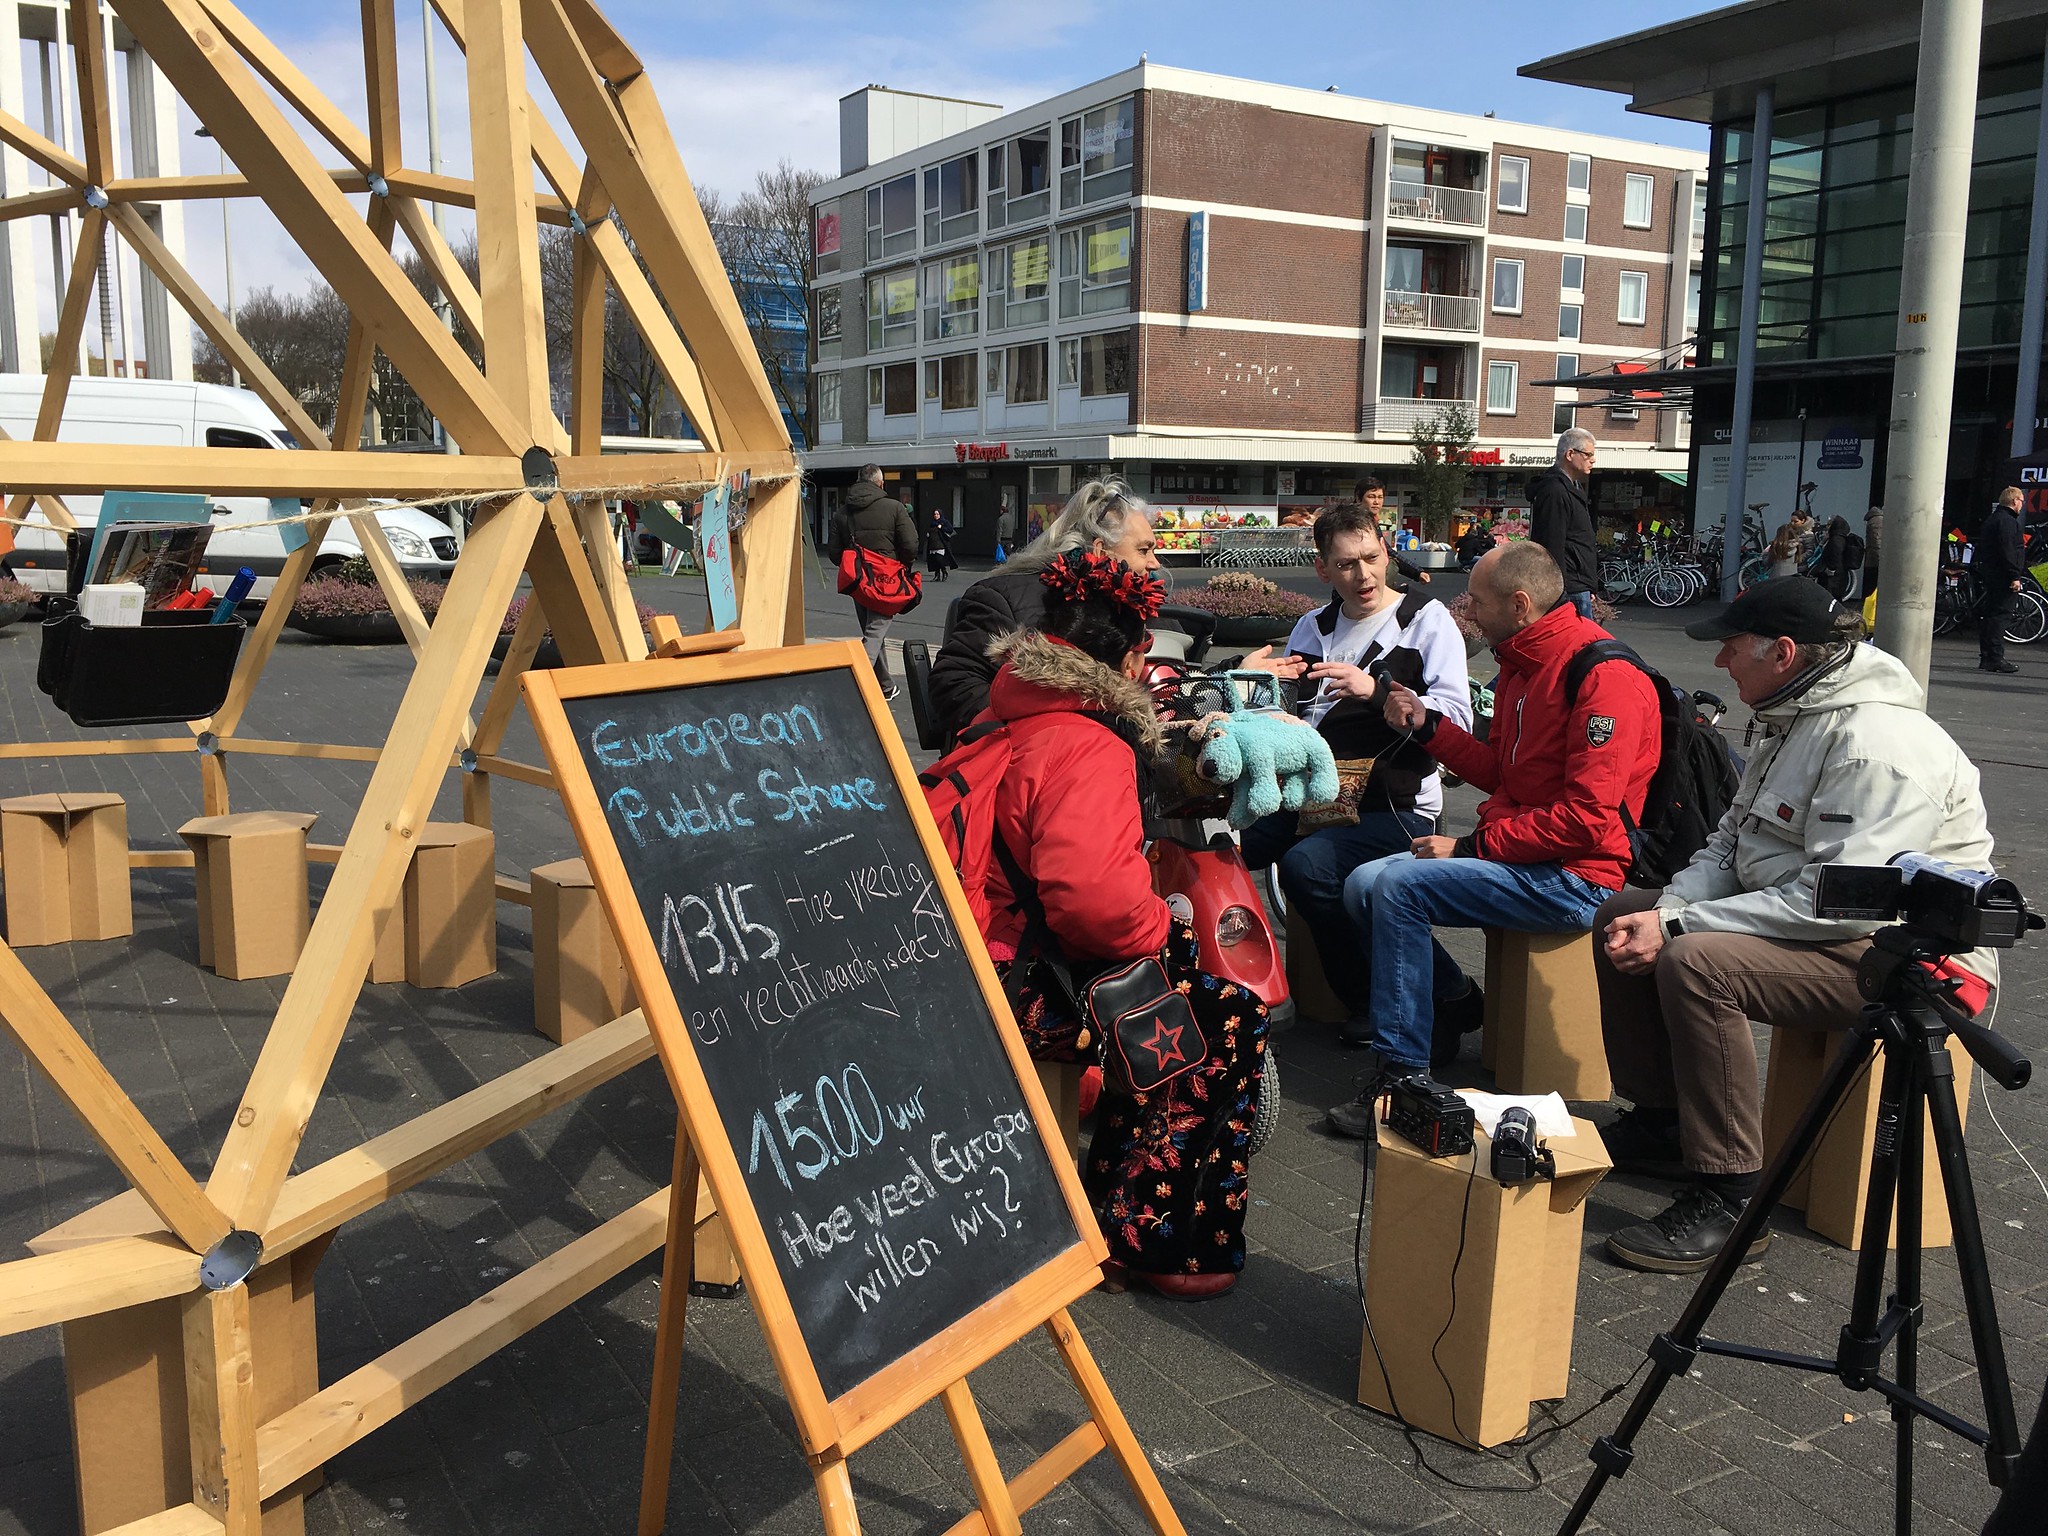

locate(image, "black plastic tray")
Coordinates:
37 599 247 726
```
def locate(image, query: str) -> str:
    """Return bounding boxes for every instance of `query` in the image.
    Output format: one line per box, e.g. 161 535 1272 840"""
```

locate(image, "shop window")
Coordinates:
924 254 981 341
1059 214 1133 319
986 233 1051 330
865 173 915 262
1078 331 1131 397
1060 96 1134 209
1496 156 1529 214
923 152 979 246
867 269 916 350
986 128 1052 230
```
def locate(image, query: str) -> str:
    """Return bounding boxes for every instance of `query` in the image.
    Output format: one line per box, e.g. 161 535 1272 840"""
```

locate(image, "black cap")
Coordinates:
1685 576 1846 643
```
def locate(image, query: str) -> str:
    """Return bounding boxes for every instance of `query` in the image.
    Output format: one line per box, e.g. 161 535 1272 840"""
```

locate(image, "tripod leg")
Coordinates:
1558 1026 1880 1536
1921 1031 2024 1488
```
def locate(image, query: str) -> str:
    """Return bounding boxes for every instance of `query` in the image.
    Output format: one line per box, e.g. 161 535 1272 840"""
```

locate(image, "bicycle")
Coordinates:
1932 555 2048 645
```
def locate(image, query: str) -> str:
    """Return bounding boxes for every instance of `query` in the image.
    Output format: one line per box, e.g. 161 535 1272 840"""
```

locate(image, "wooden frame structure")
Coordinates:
0 3 803 1532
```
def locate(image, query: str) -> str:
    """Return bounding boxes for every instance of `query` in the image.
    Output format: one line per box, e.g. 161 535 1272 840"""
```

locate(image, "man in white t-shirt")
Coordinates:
1240 504 1475 1057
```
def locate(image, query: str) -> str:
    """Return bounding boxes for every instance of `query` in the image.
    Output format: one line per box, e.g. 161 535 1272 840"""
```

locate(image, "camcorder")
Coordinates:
1814 854 2038 954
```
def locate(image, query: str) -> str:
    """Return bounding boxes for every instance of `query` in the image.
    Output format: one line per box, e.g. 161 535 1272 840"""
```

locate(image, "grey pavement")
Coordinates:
0 553 2045 1536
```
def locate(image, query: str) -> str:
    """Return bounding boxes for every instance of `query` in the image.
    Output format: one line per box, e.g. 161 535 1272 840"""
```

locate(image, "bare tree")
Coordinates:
710 159 826 447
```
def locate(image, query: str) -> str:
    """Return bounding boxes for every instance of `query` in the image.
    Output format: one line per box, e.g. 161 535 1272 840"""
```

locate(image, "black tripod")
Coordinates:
1560 926 2032 1536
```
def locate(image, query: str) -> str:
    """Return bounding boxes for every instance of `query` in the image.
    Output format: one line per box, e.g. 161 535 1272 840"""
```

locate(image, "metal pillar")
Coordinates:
1876 0 1985 694
1721 84 1773 598
2010 37 2048 458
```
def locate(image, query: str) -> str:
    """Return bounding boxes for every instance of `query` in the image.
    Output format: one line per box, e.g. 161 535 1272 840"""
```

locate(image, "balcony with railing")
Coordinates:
1384 178 1487 228
1382 290 1481 333
1360 395 1476 438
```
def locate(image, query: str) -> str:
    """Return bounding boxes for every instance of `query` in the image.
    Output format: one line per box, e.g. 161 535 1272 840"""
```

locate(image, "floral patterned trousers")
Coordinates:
1001 919 1268 1276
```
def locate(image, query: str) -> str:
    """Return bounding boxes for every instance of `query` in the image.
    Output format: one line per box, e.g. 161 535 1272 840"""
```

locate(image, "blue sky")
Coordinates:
151 2 1708 306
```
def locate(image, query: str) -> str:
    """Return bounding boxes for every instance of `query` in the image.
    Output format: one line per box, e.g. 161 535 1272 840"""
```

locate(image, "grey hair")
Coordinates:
1556 427 1596 463
1745 608 1866 669
1007 477 1151 572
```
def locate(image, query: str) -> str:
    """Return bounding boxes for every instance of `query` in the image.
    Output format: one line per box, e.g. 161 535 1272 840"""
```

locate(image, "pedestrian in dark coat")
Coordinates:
1977 486 2028 674
829 464 919 695
924 509 957 580
1528 429 1600 613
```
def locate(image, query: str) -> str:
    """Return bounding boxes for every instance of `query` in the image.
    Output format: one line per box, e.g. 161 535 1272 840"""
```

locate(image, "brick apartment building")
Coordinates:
805 64 1706 554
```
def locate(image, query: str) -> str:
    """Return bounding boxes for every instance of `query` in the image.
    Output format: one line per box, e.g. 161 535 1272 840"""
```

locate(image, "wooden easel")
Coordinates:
525 643 1189 1536
0 3 812 1531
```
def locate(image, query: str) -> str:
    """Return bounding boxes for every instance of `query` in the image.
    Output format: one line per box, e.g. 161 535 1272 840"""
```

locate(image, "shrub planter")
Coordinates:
0 577 32 630
287 611 406 642
290 568 445 642
1209 615 1298 646
1173 572 1317 649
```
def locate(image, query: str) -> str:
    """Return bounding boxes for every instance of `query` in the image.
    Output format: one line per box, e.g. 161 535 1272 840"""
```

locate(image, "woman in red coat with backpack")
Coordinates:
930 552 1267 1300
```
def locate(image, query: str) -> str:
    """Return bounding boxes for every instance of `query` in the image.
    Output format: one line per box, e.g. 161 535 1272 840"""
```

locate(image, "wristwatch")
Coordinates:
1659 910 1687 940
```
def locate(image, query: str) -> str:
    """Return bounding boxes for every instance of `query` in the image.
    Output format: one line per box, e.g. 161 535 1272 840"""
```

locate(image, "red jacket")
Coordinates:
1428 603 1661 890
976 631 1172 963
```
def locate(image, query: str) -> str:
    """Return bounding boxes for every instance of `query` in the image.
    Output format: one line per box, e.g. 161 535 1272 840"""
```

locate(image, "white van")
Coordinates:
0 376 461 598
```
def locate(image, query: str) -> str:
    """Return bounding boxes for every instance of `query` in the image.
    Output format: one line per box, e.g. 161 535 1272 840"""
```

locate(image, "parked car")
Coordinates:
0 376 460 598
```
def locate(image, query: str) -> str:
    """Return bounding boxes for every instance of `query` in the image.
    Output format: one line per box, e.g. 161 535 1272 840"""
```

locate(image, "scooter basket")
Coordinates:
37 598 246 727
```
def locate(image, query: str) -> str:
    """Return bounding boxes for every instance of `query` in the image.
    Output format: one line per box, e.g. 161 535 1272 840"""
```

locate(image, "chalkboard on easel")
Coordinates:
525 642 1097 1418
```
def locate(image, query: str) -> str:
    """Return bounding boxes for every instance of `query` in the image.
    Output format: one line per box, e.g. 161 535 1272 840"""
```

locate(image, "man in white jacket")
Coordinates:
1592 577 1997 1273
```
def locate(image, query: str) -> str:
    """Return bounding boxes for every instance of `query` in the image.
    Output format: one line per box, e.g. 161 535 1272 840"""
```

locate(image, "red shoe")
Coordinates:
1129 1270 1236 1302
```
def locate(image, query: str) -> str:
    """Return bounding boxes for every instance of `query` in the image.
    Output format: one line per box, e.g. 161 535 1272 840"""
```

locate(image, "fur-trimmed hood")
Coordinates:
984 629 1164 756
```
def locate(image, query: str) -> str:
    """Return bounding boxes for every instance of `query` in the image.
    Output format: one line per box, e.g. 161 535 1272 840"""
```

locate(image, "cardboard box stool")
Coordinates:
1481 927 1612 1101
1358 1104 1612 1447
1760 1024 1973 1249
1034 1060 1086 1162
178 812 318 980
530 856 631 1042
0 791 132 945
1284 905 1348 1024
404 822 497 989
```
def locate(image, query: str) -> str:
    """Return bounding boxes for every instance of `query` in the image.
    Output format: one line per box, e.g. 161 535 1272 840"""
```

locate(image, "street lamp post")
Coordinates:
194 126 237 388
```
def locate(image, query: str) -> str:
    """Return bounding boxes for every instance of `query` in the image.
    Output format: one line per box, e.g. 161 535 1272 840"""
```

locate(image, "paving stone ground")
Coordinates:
1 553 2045 1536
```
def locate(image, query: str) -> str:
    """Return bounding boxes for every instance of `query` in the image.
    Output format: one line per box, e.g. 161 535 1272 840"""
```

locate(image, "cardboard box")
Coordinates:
369 899 406 985
1285 905 1347 1025
178 811 318 980
1 792 132 945
1483 928 1611 1101
531 857 630 1041
1033 1059 1085 1161
1357 1106 1611 1448
1761 1025 1973 1249
405 822 496 989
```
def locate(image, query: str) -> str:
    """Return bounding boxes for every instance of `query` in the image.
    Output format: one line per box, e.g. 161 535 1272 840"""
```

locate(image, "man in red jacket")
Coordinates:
1326 541 1662 1137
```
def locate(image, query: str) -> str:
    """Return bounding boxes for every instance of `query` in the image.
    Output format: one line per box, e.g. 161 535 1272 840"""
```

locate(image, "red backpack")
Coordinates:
917 721 1013 934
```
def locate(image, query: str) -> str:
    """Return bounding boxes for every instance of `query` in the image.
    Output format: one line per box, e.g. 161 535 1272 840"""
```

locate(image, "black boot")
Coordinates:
1606 1184 1771 1274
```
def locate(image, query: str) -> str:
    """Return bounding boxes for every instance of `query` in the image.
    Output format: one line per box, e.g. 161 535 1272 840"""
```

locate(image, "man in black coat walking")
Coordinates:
830 464 919 697
1528 428 1600 616
1977 485 2028 675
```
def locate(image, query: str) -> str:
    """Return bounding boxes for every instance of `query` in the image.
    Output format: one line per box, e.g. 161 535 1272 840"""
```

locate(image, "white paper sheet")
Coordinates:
1456 1090 1576 1140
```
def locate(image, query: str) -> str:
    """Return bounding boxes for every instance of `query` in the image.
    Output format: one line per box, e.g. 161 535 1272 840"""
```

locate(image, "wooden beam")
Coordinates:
737 477 803 648
523 492 627 666
555 0 644 85
0 107 87 184
386 167 572 222
121 0 525 456
202 739 382 763
635 1122 698 1536
99 1504 223 1536
0 185 85 220
521 0 787 450
0 940 232 1253
361 0 403 173
105 170 573 222
0 439 528 496
194 0 374 171
67 0 116 185
466 0 551 439
470 753 552 789
551 449 799 495
569 233 605 455
255 1189 671 1498
581 217 725 455
183 1285 261 1535
0 1236 203 1337
204 491 549 1227
389 195 487 354
573 497 649 661
4 207 105 522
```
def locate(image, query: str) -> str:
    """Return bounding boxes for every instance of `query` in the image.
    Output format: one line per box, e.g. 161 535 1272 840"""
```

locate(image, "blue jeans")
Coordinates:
1342 854 1611 1069
1568 590 1595 618
1241 809 1436 1016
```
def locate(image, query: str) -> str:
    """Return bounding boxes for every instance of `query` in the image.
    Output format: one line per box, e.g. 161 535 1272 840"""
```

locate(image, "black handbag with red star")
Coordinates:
1087 958 1209 1097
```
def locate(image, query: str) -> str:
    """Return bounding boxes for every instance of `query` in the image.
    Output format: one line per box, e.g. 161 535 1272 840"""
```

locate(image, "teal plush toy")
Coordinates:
1193 709 1340 827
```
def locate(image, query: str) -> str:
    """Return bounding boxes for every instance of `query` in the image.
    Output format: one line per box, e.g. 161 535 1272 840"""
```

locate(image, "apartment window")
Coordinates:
1685 270 1701 333
1623 173 1654 229
815 287 842 346
865 173 915 262
987 350 1004 396
867 269 916 349
1618 269 1648 325
1566 154 1592 197
1560 254 1585 297
923 152 980 246
1492 257 1524 314
1559 303 1582 341
985 233 1051 330
1486 360 1518 415
818 372 841 425
986 128 1052 230
1005 341 1049 405
923 254 981 341
938 351 977 411
872 361 915 415
1496 156 1530 214
1077 330 1132 396
1564 204 1588 243
1553 352 1579 434
1060 214 1133 319
1061 96 1135 209
1059 338 1079 387
923 358 940 401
